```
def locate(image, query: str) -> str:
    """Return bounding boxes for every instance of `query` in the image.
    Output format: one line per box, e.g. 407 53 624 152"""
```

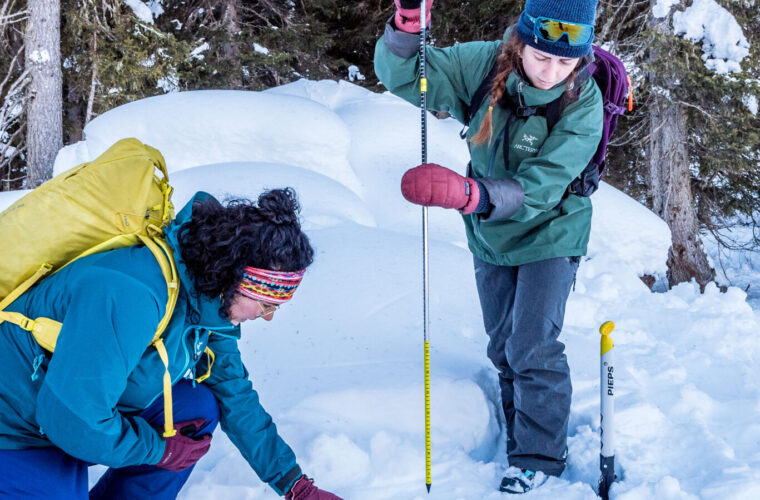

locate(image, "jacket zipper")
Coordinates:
470 116 508 261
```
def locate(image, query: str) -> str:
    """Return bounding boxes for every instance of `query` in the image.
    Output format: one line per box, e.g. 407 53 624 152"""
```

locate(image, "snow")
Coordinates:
742 94 758 116
124 0 155 25
348 65 365 82
138 54 156 68
253 43 270 56
704 221 760 309
156 72 179 93
0 144 17 158
28 49 50 64
146 0 164 19
672 0 750 74
10 81 760 498
190 42 210 60
653 0 678 19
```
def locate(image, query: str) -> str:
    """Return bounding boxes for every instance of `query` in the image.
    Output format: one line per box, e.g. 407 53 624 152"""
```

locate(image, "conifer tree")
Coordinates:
643 0 758 287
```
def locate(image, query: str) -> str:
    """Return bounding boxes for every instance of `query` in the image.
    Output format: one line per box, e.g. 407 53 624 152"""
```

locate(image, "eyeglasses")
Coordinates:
527 14 594 47
257 301 280 317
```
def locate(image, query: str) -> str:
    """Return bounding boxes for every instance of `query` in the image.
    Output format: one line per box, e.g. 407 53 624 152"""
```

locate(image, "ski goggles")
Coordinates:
526 14 595 47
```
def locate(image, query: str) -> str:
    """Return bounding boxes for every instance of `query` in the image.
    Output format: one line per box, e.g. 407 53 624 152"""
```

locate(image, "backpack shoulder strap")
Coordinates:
544 60 593 133
135 231 180 438
466 61 500 127
136 231 179 346
460 47 502 138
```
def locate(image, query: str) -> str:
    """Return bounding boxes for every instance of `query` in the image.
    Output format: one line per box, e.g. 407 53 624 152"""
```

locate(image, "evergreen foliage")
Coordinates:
155 1 336 91
0 0 28 190
60 0 191 142
3 0 760 257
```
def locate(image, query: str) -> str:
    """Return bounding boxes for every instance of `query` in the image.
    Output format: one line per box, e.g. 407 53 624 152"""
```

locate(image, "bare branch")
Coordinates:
677 100 717 122
86 32 98 124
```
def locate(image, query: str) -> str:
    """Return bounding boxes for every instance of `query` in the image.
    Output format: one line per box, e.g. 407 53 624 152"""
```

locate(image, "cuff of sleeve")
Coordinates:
275 465 302 496
383 17 421 59
473 180 491 214
478 177 525 221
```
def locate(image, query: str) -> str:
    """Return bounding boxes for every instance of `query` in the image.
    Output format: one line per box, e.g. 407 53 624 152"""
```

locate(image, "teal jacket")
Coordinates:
374 25 604 266
0 192 300 496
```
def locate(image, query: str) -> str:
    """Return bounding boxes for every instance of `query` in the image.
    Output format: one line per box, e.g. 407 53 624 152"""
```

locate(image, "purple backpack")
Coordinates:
464 44 633 198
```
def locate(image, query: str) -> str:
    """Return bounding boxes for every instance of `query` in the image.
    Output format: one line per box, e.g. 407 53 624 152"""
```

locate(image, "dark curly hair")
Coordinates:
177 188 314 317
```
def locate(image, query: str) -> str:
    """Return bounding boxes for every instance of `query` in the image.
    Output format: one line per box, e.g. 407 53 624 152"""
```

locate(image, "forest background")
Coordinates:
1 0 759 289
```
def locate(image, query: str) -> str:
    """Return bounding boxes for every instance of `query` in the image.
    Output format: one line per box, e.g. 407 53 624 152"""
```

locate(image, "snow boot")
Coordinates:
499 467 547 494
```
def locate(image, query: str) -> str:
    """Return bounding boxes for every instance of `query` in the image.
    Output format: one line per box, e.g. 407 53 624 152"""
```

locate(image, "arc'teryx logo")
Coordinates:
512 133 540 154
522 134 538 146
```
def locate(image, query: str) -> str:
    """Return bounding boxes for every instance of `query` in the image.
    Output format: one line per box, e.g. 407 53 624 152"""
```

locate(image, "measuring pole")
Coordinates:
598 321 616 499
419 0 431 493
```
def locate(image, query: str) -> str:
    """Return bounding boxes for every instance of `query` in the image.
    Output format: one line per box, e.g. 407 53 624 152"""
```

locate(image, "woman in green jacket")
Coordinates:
375 0 603 493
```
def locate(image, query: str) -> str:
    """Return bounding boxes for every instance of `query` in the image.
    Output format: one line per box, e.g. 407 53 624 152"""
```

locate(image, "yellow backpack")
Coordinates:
0 138 180 437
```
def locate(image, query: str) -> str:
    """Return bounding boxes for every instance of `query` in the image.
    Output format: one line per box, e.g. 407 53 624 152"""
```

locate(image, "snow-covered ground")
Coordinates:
7 81 760 499
704 224 760 310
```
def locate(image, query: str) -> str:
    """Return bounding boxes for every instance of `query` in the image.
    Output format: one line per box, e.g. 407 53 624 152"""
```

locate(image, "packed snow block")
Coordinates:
170 162 376 230
54 90 363 196
588 182 670 278
264 79 373 111
269 79 471 243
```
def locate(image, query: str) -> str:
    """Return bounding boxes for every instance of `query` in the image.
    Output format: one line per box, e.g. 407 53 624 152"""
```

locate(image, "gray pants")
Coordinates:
474 255 579 476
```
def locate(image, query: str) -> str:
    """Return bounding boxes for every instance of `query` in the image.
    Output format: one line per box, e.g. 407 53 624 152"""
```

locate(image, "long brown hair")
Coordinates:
471 31 583 146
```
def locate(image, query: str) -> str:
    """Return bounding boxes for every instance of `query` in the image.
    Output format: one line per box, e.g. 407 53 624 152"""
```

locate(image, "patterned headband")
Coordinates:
237 267 306 305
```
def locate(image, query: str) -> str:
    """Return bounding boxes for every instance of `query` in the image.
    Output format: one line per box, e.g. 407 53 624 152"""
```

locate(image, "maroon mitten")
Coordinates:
394 0 434 34
285 475 343 500
401 163 482 214
155 418 212 472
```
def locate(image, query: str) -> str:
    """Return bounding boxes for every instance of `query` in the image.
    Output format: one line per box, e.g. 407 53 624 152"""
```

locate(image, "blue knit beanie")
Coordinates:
516 0 598 58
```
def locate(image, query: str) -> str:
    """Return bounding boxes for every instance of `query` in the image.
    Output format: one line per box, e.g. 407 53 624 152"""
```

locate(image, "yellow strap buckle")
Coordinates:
195 347 215 384
18 317 36 331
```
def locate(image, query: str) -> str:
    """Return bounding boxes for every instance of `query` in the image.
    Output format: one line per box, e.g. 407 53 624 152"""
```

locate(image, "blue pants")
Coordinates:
474 255 578 476
0 380 219 500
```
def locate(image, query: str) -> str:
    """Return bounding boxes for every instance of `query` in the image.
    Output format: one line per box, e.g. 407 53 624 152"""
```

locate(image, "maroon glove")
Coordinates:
155 418 212 472
285 475 343 500
394 0 434 34
401 163 483 214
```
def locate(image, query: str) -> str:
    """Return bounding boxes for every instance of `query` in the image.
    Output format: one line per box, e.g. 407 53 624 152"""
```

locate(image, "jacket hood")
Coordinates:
165 191 240 337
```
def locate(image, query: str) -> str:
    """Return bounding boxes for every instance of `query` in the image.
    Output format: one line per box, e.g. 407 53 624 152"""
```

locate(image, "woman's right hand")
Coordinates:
401 163 484 214
394 0 434 34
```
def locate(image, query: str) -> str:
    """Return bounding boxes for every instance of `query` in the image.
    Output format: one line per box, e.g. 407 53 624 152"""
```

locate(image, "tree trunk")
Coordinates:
649 101 715 289
221 0 241 87
24 0 62 188
648 1 715 290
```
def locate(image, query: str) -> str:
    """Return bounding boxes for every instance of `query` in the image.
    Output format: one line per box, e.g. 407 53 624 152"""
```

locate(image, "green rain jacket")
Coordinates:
374 25 604 266
0 192 301 496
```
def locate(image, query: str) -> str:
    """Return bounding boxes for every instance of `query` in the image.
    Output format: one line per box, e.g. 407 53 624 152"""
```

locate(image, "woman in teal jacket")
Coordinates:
0 189 340 500
376 0 603 493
